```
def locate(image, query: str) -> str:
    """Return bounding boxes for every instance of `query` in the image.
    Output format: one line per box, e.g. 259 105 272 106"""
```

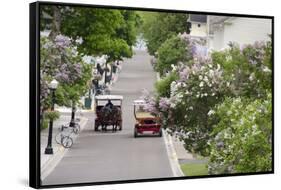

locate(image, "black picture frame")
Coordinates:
30 1 274 189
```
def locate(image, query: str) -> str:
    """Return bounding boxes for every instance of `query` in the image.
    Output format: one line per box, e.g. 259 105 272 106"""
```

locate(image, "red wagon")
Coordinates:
133 100 162 138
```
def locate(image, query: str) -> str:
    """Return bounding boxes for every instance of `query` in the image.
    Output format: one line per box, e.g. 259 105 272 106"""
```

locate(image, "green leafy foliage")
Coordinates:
156 35 192 75
40 119 49 130
144 39 272 168
44 110 60 121
166 62 226 156
212 41 272 98
155 72 178 97
61 7 140 62
55 62 92 108
40 36 92 110
208 93 272 174
141 12 189 55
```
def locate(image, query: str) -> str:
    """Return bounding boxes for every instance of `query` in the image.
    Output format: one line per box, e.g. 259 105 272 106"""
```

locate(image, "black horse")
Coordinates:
99 106 121 132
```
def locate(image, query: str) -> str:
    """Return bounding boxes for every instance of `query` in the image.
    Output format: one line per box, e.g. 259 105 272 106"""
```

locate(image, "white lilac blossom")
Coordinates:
207 110 215 116
249 73 255 81
262 66 271 73
171 64 176 71
75 37 83 45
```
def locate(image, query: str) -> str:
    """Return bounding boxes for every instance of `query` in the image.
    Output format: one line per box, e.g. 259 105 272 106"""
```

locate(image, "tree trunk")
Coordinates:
49 6 61 40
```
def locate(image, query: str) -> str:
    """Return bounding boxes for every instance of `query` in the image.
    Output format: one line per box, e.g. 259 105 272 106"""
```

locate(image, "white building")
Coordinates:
208 16 272 51
188 14 272 51
188 14 208 37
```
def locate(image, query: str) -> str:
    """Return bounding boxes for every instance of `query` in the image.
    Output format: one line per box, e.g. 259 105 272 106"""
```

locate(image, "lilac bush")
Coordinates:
150 38 272 159
40 34 91 111
164 60 226 155
54 34 71 48
212 40 272 98
208 92 272 174
159 97 170 112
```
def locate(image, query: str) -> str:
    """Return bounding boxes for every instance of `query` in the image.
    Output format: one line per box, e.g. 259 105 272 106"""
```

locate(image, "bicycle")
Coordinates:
95 84 110 95
69 118 81 134
55 125 75 148
61 136 73 148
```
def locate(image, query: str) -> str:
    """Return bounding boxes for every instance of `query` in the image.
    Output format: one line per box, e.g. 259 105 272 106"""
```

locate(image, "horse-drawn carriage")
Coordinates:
94 95 123 132
133 100 162 137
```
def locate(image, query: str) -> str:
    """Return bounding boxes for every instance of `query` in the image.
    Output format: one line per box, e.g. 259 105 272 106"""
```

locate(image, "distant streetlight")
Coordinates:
45 79 59 154
49 79 59 90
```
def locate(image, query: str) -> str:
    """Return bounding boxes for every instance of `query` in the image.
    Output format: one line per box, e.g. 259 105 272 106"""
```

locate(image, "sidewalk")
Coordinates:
41 65 123 180
40 113 88 180
164 131 208 177
171 135 195 161
41 62 124 181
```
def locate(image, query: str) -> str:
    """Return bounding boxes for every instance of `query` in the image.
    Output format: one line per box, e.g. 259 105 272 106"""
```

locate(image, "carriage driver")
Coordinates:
105 100 114 111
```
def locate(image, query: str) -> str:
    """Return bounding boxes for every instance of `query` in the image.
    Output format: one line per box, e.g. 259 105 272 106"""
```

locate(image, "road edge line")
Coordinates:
163 129 185 177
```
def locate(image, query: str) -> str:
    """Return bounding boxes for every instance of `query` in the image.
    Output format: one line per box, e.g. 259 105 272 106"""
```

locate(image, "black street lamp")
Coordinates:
69 100 76 127
45 79 59 155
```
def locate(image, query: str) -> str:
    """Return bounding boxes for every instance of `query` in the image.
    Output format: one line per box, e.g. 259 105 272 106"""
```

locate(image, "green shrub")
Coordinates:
208 92 272 174
211 41 272 99
155 72 178 97
44 110 60 121
156 35 192 76
41 119 49 130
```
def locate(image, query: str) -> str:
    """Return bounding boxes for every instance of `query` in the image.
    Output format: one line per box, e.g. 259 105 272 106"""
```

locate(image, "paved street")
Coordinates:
43 50 173 185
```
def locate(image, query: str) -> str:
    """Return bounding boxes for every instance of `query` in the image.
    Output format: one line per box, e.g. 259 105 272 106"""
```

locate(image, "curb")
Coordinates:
156 72 184 177
41 117 88 180
163 129 184 177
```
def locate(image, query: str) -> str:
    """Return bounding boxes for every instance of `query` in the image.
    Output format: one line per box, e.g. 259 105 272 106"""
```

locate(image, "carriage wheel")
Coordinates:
94 122 99 131
158 128 163 137
134 128 138 138
112 124 117 132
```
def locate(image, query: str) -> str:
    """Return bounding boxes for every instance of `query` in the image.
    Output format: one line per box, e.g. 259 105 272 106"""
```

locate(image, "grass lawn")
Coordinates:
180 162 208 176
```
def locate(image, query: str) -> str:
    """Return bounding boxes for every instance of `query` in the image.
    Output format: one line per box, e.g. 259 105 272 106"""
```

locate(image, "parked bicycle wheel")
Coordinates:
75 123 81 132
55 132 63 144
55 125 68 144
61 136 73 148
72 127 79 134
70 123 80 134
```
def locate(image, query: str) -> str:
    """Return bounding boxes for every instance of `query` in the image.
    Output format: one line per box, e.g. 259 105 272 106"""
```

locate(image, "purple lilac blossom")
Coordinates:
179 68 189 81
144 97 158 114
159 97 171 111
55 34 71 48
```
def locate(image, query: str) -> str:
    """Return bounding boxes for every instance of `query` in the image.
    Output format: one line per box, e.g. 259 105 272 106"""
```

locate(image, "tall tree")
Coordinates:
60 7 140 82
141 12 189 55
60 8 140 61
40 5 93 127
156 35 193 75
